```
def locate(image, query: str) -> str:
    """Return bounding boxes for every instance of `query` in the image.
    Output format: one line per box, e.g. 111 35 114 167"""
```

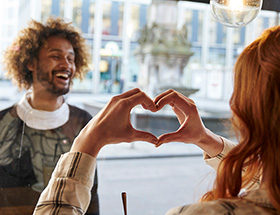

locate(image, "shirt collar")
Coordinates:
16 92 69 130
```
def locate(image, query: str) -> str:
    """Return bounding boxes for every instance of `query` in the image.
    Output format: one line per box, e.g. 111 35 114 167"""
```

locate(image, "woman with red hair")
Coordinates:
34 26 280 214
160 25 280 214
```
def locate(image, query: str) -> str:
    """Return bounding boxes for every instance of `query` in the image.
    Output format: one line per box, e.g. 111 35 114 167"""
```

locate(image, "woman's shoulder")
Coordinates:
165 198 276 215
165 200 234 215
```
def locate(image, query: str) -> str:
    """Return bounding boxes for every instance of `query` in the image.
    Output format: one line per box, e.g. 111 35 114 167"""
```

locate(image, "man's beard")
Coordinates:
36 68 71 96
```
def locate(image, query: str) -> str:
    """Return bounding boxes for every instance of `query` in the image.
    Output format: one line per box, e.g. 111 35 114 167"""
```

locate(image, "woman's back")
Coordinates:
167 189 278 215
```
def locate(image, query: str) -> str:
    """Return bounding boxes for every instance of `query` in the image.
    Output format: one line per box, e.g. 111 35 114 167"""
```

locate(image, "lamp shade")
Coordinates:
210 0 263 27
179 0 280 12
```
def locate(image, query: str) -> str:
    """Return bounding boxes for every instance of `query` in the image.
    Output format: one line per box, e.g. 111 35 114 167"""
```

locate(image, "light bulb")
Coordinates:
210 0 263 27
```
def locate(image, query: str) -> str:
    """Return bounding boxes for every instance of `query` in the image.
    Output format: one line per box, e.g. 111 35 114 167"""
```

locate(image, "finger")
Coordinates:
132 129 158 144
157 131 182 146
116 88 141 99
155 90 195 106
142 103 153 110
127 91 157 112
184 97 196 106
156 91 180 110
154 89 174 104
156 92 194 114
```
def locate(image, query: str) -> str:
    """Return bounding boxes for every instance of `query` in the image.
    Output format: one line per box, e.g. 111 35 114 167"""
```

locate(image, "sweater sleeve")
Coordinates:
33 152 96 215
203 137 237 171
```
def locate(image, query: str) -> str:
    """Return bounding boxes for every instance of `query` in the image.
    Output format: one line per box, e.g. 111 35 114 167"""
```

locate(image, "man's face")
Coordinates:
32 36 76 96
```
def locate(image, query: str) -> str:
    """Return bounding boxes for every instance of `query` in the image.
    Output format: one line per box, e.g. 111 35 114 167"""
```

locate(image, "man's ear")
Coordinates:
27 59 36 72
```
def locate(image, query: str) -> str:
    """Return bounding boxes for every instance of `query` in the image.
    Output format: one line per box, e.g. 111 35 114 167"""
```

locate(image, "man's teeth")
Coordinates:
56 73 69 79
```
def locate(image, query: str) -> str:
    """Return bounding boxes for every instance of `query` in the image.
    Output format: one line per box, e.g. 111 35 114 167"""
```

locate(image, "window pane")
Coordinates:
125 3 148 88
181 9 203 68
208 19 226 67
99 41 123 93
102 1 123 37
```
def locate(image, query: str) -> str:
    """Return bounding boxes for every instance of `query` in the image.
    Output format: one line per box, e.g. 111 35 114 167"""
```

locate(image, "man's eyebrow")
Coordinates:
48 48 75 56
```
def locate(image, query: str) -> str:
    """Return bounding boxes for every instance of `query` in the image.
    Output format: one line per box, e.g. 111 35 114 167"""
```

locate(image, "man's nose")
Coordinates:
59 58 71 70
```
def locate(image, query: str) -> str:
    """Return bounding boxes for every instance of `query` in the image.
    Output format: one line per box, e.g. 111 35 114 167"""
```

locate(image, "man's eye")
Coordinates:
51 56 60 59
68 58 74 63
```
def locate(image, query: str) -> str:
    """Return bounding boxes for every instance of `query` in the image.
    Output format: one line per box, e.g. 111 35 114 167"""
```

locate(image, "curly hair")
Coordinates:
3 17 90 90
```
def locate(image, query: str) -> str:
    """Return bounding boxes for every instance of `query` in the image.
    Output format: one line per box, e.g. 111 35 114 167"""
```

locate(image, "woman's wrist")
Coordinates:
70 127 104 158
71 137 102 158
195 129 224 157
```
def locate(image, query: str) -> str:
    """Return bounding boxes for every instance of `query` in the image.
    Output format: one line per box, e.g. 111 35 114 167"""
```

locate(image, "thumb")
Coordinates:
157 131 182 147
132 129 158 145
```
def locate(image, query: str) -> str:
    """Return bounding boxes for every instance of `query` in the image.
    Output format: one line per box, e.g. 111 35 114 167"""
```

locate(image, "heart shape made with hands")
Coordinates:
131 105 180 137
89 88 205 149
126 90 204 147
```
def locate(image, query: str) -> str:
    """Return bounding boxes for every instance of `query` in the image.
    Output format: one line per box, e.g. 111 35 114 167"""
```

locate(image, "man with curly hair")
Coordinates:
0 18 99 215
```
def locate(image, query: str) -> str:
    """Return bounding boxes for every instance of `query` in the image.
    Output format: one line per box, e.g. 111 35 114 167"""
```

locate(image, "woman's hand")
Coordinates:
154 89 207 145
71 88 158 157
154 89 223 157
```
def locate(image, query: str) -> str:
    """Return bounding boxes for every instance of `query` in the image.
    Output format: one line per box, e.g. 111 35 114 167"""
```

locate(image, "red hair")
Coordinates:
202 26 280 210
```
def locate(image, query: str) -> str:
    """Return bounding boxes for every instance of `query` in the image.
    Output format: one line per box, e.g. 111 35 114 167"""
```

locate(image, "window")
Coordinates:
1 1 280 215
59 0 65 17
73 0 82 29
89 0 95 34
102 1 124 36
41 0 52 22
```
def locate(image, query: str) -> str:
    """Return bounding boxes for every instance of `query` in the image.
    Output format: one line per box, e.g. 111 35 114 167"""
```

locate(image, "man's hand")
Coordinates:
154 90 223 157
71 88 158 157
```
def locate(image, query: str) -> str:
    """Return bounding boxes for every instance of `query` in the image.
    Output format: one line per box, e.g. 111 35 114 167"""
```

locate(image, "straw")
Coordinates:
121 192 127 215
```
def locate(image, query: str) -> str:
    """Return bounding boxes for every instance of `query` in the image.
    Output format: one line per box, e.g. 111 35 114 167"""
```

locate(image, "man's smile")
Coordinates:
53 70 72 83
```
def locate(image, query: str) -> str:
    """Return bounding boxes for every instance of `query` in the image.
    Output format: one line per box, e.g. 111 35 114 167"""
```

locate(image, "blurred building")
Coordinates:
0 0 19 79
0 0 279 105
